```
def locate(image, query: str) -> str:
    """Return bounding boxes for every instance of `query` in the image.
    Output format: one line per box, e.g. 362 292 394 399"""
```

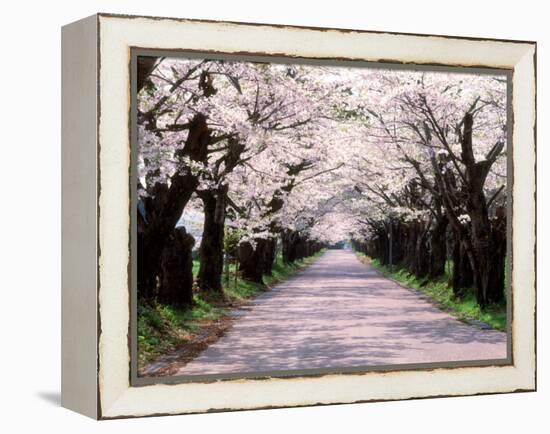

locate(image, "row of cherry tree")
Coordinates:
348 70 507 307
136 57 352 306
136 56 508 309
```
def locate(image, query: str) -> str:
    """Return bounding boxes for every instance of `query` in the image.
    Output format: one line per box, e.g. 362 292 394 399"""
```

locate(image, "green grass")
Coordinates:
137 295 227 366
192 259 200 278
355 252 507 332
138 250 325 366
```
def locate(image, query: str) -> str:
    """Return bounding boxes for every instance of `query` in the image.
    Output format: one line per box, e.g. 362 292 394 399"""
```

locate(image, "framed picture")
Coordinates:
61 13 536 419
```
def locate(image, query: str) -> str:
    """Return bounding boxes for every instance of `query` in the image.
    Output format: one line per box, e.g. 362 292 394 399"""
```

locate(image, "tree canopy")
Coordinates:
137 56 507 306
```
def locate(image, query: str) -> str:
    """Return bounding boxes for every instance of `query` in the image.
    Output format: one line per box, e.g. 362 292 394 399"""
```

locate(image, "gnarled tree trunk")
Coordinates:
461 114 505 307
430 113 505 307
263 238 277 275
282 230 299 263
197 186 227 294
413 221 430 278
450 228 474 297
238 240 266 284
429 216 448 278
158 227 195 306
137 113 210 301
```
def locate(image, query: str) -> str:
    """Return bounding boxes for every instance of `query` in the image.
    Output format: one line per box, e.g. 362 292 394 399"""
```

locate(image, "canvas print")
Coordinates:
134 55 509 379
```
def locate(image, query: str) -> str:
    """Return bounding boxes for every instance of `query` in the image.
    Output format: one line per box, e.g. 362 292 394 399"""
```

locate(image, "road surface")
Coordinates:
176 250 507 375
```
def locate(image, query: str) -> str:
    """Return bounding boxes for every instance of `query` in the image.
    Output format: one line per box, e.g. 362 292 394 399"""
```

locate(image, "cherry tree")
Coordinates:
137 56 508 309
137 58 349 294
348 68 507 305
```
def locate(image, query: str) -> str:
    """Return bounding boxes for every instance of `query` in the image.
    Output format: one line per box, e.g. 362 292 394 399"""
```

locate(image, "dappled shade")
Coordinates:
176 251 506 375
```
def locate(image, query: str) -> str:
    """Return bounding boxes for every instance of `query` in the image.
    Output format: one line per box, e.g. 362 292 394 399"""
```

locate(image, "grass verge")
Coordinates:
138 251 325 368
355 252 506 332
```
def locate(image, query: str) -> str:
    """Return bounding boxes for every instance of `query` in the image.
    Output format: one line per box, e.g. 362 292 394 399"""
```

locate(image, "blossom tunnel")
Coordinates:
136 56 507 310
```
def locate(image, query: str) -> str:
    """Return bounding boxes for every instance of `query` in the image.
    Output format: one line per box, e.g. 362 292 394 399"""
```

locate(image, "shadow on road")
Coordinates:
161 250 507 376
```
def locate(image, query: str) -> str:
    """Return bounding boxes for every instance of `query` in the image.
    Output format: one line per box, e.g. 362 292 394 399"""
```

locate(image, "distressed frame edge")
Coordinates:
95 11 536 46
94 14 536 419
61 13 100 420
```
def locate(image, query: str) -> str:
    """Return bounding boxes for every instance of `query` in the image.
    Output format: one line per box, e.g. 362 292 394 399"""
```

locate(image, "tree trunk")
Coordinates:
158 227 195 306
404 224 417 273
263 238 277 275
377 232 387 265
296 237 306 261
282 230 299 263
429 216 448 278
238 241 265 284
197 186 227 294
391 222 404 265
450 228 474 297
487 206 507 304
413 222 430 278
137 113 210 301
466 178 505 306
238 236 279 283
430 113 505 307
138 173 198 301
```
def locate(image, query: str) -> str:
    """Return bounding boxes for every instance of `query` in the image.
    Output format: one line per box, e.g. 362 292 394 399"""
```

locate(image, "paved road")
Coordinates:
177 250 507 375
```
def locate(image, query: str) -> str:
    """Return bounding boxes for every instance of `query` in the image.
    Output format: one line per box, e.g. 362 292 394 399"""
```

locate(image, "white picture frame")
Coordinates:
61 13 536 419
